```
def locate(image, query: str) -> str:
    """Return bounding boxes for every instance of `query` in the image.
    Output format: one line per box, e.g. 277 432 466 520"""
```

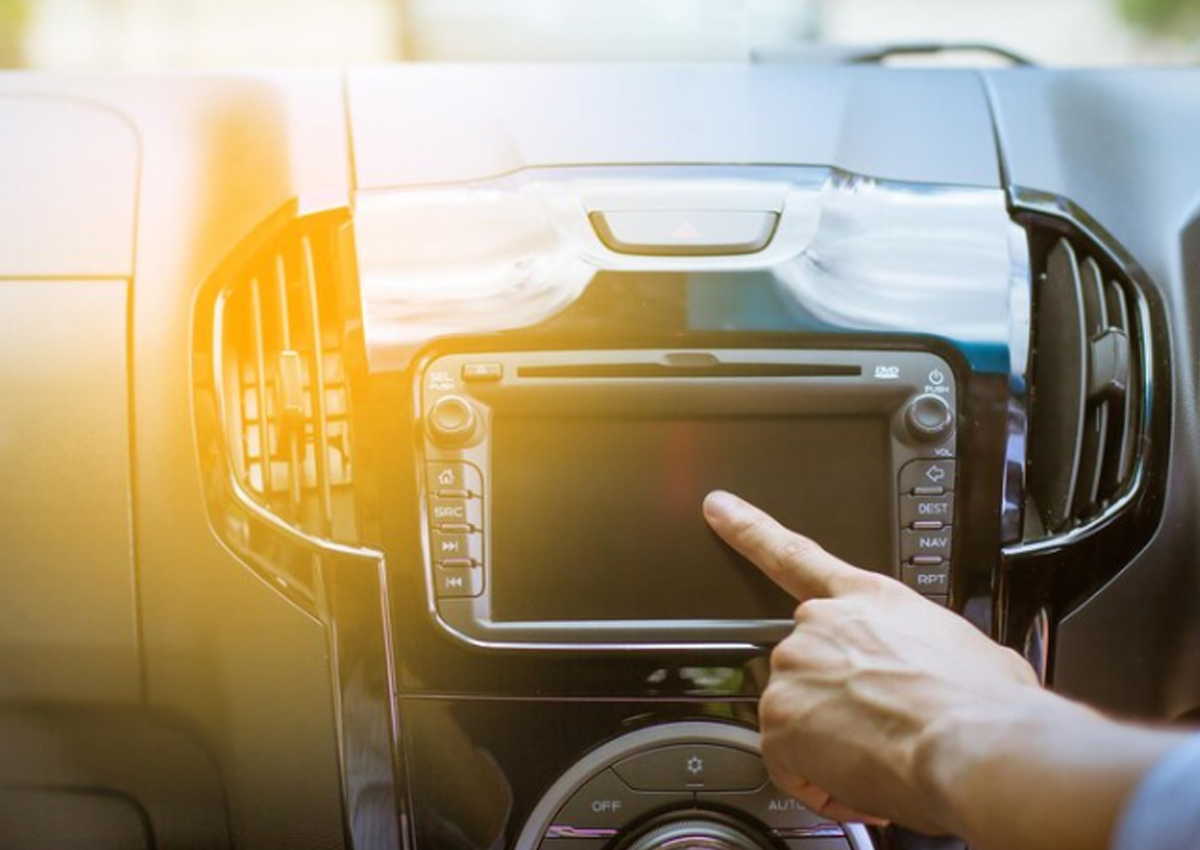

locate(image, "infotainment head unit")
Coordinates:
416 348 958 649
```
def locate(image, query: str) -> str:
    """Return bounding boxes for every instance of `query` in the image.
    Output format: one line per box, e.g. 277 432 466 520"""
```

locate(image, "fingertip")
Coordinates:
703 489 741 524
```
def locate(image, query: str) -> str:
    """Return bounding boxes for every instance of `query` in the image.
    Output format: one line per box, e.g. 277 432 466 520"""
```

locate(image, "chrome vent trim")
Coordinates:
195 202 380 610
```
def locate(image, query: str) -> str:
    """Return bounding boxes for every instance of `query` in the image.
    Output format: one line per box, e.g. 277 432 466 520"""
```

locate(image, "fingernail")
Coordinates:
703 490 739 522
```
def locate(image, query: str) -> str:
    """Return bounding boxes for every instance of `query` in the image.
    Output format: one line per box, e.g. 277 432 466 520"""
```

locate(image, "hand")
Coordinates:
703 490 1043 835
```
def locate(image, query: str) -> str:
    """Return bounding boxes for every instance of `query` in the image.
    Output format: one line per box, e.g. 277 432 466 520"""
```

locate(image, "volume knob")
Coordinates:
905 393 954 442
427 395 478 447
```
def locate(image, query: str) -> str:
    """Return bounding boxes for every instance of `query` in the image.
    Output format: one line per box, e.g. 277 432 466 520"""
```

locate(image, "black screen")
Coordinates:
490 415 893 622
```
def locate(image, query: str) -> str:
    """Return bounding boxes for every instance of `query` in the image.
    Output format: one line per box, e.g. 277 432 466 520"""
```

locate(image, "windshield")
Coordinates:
2 0 1197 69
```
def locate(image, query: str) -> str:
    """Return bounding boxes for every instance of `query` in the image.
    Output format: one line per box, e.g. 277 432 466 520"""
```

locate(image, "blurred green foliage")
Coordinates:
0 0 28 26
1119 0 1200 31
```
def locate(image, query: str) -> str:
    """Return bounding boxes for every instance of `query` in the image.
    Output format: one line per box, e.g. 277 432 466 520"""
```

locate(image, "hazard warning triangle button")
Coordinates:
590 210 778 257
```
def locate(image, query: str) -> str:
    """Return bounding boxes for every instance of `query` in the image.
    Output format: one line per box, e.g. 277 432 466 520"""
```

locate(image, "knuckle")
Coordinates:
759 682 789 728
813 796 841 819
729 511 769 540
796 597 835 622
770 630 808 668
774 535 824 571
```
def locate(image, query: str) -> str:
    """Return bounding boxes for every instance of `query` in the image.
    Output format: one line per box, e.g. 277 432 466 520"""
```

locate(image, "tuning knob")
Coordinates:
427 395 478 447
904 393 954 442
624 818 770 850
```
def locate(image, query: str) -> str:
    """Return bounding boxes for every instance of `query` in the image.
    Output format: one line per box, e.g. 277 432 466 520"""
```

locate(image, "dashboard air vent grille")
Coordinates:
1028 237 1143 534
216 218 355 541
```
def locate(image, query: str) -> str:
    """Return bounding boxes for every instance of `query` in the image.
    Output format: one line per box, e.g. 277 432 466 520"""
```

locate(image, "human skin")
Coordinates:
702 490 1190 850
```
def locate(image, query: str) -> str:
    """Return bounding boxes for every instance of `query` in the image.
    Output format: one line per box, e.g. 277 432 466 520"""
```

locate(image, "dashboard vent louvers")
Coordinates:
216 216 356 543
1028 237 1143 534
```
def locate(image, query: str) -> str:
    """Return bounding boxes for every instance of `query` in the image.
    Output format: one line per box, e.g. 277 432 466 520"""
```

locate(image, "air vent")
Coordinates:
1027 237 1143 534
211 212 359 545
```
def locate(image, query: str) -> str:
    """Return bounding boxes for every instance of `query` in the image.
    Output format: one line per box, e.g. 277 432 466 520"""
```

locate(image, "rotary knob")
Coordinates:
426 395 478 447
904 393 954 443
621 818 771 850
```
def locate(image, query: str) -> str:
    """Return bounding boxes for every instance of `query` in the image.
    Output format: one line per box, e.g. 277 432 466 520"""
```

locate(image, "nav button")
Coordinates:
900 528 952 561
613 745 767 792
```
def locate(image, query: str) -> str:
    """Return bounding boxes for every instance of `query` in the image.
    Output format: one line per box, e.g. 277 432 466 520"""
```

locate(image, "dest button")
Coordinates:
613 745 767 793
553 769 691 831
899 493 954 527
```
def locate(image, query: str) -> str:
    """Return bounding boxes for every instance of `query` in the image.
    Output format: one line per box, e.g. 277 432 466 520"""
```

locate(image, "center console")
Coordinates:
357 162 1025 850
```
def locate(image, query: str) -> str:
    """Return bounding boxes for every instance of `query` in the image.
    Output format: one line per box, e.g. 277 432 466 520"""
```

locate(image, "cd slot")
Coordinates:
516 363 862 379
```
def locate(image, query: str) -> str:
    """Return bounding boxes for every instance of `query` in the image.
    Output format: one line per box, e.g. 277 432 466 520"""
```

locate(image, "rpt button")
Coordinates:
553 769 690 830
613 745 767 792
901 561 950 594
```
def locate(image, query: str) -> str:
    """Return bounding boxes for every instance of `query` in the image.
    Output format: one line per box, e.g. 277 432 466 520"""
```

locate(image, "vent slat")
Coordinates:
1030 239 1088 531
301 234 334 536
214 217 355 546
1099 278 1132 492
273 253 305 518
1028 236 1144 535
1074 257 1109 514
249 278 274 498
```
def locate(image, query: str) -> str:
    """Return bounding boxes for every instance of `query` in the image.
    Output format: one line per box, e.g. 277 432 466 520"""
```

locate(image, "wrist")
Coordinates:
913 684 1066 839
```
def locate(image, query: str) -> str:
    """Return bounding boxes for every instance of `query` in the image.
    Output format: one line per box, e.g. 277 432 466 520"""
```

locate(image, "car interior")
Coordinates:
2 4 1200 849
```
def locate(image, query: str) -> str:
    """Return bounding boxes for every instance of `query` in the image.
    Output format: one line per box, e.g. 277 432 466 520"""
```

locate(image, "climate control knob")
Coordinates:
623 818 771 850
904 393 954 443
426 395 478 447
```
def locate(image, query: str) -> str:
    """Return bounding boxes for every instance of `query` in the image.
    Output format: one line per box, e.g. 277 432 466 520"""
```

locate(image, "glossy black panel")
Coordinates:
1000 201 1172 702
400 699 760 850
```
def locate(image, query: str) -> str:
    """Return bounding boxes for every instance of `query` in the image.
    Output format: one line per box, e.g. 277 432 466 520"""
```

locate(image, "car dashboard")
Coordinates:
1 64 1200 850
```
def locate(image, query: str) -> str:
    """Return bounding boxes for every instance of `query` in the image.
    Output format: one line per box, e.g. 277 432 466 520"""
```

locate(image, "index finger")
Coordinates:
703 490 867 601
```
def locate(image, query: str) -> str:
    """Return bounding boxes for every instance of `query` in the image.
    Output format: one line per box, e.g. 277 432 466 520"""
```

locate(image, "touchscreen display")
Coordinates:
490 416 893 622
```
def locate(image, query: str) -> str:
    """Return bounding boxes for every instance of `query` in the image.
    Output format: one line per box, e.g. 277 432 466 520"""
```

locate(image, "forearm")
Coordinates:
923 688 1188 850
